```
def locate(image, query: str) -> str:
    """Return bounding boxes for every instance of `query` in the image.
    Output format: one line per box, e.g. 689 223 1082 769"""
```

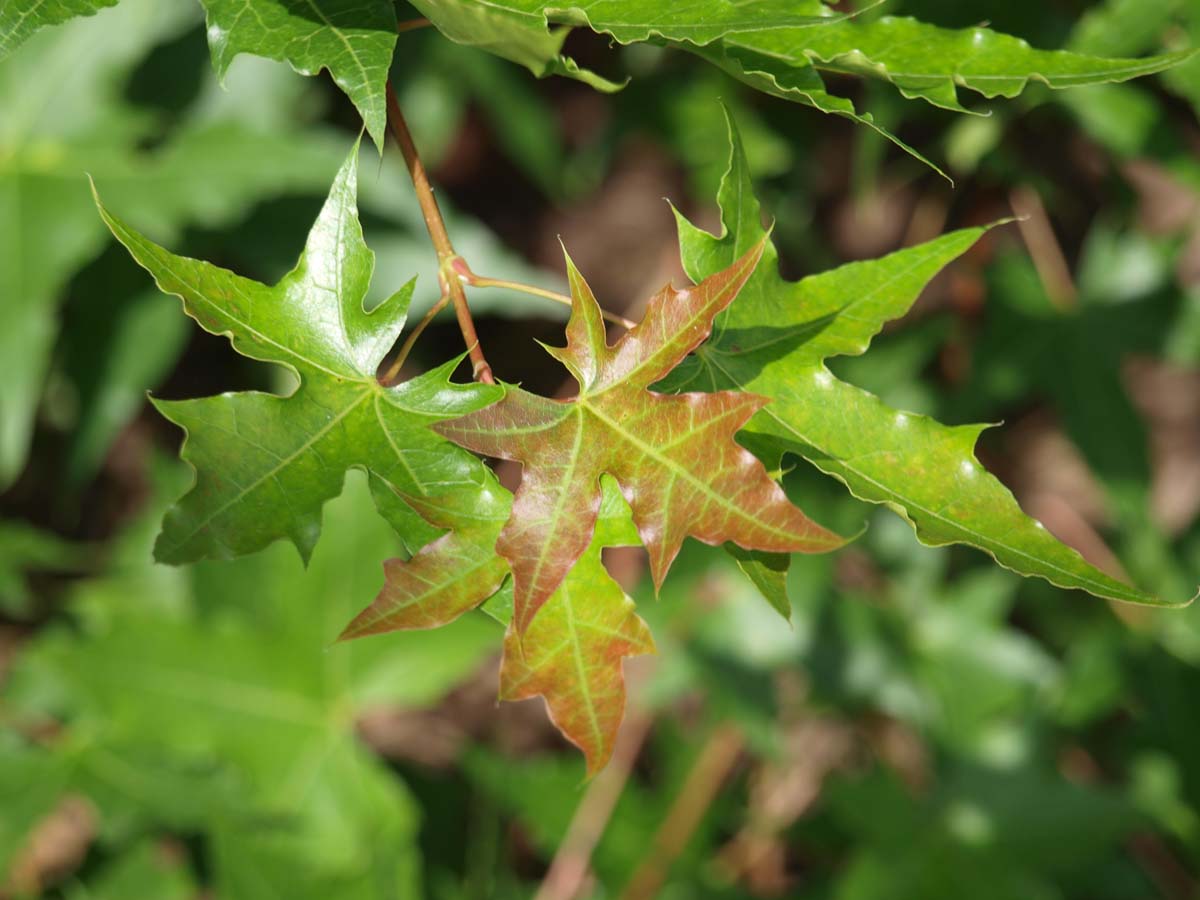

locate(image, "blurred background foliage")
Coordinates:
2 0 1200 896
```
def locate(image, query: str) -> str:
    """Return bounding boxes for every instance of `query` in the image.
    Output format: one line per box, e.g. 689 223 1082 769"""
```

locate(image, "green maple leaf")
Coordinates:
436 242 847 637
668 109 1194 609
94 141 500 565
198 0 398 148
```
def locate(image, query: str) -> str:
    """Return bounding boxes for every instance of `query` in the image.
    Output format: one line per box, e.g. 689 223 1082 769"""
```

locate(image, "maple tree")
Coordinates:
12 0 1195 775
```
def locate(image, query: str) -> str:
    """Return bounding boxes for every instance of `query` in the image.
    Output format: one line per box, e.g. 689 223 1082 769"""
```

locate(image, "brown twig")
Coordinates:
385 82 494 383
619 725 745 900
450 258 637 331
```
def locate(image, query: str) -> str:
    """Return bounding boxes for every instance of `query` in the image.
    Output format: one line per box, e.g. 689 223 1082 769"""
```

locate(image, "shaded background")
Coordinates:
2 0 1200 896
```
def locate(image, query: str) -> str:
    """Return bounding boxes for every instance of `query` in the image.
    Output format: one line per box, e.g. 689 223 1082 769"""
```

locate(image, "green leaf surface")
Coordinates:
4 473 487 894
0 0 117 60
723 15 1195 115
71 841 199 900
198 0 398 147
409 0 830 54
0 0 351 490
670 110 1188 608
95 142 501 566
437 242 846 635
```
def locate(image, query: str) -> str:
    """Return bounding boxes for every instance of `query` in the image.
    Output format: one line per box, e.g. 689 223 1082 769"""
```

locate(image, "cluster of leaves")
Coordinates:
5 0 1196 774
3 0 1200 895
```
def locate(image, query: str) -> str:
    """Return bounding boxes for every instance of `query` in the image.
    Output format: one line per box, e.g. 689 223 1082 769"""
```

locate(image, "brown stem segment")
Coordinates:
385 82 494 384
450 258 637 331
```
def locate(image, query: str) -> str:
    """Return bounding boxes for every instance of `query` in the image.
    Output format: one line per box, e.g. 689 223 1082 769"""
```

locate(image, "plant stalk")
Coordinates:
385 82 494 384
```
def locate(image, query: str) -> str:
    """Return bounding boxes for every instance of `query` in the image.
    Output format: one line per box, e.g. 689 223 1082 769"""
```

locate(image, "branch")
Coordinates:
396 17 431 33
385 83 494 384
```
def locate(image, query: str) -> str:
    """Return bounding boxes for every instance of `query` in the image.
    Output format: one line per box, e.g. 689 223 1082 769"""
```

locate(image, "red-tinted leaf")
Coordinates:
500 540 654 775
437 240 846 634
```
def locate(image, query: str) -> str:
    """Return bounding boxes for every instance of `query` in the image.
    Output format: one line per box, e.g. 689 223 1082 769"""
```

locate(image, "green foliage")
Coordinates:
0 0 349 490
3 471 496 894
94 145 500 564
0 0 117 60
198 0 399 148
3 0 1200 895
670 111 1187 608
410 0 1193 168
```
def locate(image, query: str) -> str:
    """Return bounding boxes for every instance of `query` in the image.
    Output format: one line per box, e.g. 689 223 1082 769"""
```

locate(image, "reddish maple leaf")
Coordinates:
436 240 846 633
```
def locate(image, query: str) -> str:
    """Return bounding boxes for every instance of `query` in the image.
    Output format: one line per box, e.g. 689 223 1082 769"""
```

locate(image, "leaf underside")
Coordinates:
198 0 398 148
407 0 1193 172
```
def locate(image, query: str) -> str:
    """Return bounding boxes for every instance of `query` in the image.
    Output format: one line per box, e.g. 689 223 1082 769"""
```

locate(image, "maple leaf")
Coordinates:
436 242 847 634
668 109 1193 609
93 142 500 566
341 478 652 773
499 533 654 776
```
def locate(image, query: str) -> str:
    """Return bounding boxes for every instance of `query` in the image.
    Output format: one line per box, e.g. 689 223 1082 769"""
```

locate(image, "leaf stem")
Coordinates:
386 82 494 384
396 17 431 33
379 291 451 385
451 258 637 330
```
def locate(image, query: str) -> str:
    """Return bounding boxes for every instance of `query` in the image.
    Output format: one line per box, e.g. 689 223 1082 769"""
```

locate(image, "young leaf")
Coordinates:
340 485 512 638
670 110 1192 608
343 474 652 772
94 142 500 566
436 241 847 635
499 537 654 776
198 0 398 148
